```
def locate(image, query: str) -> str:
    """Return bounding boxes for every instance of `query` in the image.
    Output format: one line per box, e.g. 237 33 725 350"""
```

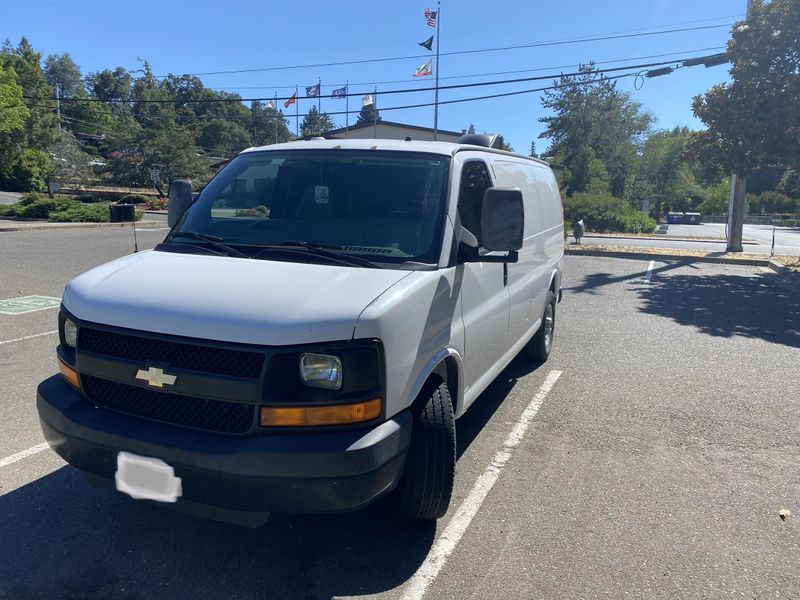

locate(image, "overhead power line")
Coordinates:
28 54 727 106
160 23 733 78
35 59 724 126
206 46 727 90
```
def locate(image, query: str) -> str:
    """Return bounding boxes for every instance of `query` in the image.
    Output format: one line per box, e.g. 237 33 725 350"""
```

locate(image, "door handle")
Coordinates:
503 263 508 287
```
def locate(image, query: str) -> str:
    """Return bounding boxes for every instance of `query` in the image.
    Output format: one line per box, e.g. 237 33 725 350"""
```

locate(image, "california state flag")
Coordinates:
413 60 433 77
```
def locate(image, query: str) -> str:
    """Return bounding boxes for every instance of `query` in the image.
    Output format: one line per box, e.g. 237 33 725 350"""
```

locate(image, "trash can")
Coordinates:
109 203 135 223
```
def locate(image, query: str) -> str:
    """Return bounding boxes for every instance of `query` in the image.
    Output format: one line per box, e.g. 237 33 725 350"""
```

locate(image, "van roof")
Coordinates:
240 138 552 168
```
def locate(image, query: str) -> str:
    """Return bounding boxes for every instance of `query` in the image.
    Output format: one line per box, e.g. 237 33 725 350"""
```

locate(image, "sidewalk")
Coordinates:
0 219 166 232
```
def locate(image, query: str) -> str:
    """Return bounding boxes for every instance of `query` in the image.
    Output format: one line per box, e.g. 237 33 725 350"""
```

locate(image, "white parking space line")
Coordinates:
0 442 49 468
0 330 58 346
401 369 563 600
642 260 656 283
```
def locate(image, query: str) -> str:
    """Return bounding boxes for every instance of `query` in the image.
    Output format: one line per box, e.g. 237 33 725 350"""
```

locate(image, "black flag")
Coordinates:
418 35 433 51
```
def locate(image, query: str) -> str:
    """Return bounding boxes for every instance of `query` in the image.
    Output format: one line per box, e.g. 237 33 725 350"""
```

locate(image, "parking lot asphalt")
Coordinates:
1 228 798 599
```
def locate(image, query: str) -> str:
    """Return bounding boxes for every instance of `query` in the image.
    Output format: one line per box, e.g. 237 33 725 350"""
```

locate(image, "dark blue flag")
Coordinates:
331 85 347 99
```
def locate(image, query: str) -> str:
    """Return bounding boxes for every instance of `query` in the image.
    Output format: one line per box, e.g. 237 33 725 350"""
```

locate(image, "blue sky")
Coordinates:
2 0 744 153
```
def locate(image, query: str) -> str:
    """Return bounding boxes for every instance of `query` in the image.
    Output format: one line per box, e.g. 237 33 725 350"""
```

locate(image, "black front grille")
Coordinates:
78 328 265 379
82 376 255 434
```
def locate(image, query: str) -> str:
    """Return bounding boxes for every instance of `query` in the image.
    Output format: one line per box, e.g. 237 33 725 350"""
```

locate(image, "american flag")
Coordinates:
284 92 297 109
424 8 437 27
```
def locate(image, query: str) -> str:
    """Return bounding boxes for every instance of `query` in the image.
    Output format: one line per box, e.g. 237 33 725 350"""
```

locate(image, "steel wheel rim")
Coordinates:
544 302 554 352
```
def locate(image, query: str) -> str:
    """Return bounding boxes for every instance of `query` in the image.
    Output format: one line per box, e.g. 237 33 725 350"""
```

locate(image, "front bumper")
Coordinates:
37 375 412 522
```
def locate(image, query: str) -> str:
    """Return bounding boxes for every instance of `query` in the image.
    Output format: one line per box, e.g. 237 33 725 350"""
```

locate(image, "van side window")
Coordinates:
457 161 492 244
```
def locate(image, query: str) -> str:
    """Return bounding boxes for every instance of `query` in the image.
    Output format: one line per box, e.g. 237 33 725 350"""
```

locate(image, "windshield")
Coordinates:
167 150 450 267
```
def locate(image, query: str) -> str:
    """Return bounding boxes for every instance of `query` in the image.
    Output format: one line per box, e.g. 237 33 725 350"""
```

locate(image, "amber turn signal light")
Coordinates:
58 356 81 389
260 398 382 427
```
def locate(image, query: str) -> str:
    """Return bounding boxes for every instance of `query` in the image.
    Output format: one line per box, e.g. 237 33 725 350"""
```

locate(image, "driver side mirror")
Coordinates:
168 179 193 228
481 187 524 251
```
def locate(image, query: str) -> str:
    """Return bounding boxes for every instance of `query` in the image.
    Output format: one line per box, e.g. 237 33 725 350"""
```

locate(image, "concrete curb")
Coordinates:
565 246 774 267
0 220 165 232
565 246 799 279
575 233 757 245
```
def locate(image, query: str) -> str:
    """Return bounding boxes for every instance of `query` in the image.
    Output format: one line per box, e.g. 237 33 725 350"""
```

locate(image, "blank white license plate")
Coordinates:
115 451 182 503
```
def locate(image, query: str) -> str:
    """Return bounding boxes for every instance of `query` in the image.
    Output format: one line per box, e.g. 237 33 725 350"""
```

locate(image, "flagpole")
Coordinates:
318 77 321 115
295 84 299 138
433 1 441 141
373 86 377 139
345 81 349 138
274 92 278 144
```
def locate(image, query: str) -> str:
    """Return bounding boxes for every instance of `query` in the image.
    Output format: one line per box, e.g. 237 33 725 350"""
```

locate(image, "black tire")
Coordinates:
525 290 556 363
394 377 456 520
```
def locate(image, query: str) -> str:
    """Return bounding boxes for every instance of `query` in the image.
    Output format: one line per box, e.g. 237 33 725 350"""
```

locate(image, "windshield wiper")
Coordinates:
252 241 383 269
172 231 249 258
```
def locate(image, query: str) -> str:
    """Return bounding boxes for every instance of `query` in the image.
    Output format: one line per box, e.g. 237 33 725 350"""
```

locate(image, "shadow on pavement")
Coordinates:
0 357 541 600
636 271 800 348
456 354 540 459
0 466 435 600
568 260 689 295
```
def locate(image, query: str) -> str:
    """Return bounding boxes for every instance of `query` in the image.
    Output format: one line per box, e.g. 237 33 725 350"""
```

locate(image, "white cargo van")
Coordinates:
37 135 564 525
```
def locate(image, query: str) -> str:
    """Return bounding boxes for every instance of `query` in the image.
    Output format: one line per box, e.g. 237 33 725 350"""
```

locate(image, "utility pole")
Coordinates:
433 0 441 141
726 0 754 252
55 82 62 133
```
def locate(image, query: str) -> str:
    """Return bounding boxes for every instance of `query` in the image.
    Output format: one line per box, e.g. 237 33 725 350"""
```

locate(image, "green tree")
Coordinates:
9 148 50 191
85 66 132 101
250 100 292 145
0 65 29 133
539 64 653 196
300 105 335 137
43 52 83 98
355 101 380 126
0 38 59 189
633 127 704 217
529 140 538 158
778 169 799 198
47 131 93 191
691 0 800 173
198 118 251 157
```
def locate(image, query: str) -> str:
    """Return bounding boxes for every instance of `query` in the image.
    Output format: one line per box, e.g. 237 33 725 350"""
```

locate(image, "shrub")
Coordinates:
120 194 150 205
746 191 799 215
235 205 269 217
18 192 45 206
8 197 76 219
144 197 168 210
49 204 111 222
564 192 656 233
72 193 111 204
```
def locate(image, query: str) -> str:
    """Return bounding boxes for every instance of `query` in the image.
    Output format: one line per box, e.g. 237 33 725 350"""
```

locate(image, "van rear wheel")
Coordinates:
394 377 455 520
526 290 556 363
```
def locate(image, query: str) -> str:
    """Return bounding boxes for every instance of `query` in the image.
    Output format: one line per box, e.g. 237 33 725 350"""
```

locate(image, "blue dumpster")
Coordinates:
684 212 701 225
667 212 685 224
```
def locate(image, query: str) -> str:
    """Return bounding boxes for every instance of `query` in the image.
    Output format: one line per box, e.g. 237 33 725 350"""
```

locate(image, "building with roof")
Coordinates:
311 120 465 143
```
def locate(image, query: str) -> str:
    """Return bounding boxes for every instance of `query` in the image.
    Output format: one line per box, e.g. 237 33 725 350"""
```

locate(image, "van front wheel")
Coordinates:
525 290 556 362
394 378 456 520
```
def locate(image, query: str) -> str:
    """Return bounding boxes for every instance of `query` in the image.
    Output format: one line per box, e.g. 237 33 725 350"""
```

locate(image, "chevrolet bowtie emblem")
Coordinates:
135 366 177 388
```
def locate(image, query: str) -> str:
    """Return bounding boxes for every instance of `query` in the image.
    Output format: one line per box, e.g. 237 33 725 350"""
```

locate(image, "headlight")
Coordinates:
299 353 342 389
63 319 78 348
